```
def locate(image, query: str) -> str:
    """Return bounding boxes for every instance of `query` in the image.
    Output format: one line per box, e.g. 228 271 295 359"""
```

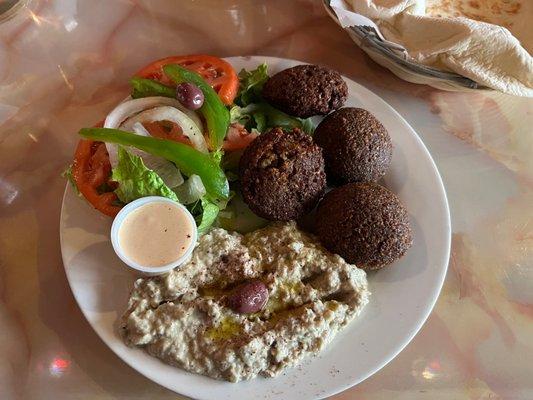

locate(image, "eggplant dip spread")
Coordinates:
121 222 369 382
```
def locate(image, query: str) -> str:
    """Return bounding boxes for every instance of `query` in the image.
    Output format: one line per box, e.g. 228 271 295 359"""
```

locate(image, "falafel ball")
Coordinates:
314 108 392 184
315 182 412 270
239 127 326 221
262 65 348 118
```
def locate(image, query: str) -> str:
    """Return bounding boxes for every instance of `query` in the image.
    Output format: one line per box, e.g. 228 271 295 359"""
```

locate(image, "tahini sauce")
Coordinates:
118 202 195 267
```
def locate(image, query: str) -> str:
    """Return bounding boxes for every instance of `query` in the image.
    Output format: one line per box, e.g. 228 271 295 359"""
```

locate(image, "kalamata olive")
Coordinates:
227 281 268 314
175 82 204 110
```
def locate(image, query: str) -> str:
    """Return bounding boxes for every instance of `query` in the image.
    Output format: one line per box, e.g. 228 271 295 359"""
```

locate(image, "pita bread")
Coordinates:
426 0 532 53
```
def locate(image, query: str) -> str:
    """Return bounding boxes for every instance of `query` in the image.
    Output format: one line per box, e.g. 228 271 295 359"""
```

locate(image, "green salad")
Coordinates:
66 61 315 234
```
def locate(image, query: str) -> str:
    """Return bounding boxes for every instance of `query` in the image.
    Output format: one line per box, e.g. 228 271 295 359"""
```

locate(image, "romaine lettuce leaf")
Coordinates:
186 197 219 234
236 63 269 106
111 146 178 203
230 102 315 134
196 198 220 234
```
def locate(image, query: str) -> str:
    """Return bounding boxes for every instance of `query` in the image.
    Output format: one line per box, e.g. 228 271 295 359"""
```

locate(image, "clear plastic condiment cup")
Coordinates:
110 196 197 276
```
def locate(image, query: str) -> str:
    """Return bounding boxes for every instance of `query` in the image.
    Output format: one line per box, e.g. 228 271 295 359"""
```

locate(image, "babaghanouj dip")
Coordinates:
121 222 369 382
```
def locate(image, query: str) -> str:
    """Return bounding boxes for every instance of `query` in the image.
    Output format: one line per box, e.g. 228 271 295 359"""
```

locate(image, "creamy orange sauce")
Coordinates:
118 202 195 267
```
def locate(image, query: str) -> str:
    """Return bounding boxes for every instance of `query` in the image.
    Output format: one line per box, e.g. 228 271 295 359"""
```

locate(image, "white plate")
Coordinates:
60 56 451 400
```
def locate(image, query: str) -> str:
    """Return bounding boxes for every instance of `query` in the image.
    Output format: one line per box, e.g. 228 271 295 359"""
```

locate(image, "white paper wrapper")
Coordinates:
326 0 533 96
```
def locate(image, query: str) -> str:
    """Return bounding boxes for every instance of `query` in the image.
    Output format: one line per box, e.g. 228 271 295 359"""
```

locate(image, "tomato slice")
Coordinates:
135 55 238 105
141 120 193 147
222 123 258 151
72 139 122 217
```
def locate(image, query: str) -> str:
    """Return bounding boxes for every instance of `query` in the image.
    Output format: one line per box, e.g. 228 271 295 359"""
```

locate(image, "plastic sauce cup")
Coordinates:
110 196 197 276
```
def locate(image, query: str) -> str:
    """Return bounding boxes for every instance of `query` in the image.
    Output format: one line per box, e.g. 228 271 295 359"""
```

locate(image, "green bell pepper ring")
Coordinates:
79 127 229 202
163 64 230 151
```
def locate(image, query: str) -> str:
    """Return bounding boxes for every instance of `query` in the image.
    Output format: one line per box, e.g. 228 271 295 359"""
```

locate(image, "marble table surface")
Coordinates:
0 1 532 399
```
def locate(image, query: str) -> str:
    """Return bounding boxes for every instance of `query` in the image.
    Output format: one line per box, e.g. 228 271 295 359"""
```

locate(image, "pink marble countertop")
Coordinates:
1 1 532 399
